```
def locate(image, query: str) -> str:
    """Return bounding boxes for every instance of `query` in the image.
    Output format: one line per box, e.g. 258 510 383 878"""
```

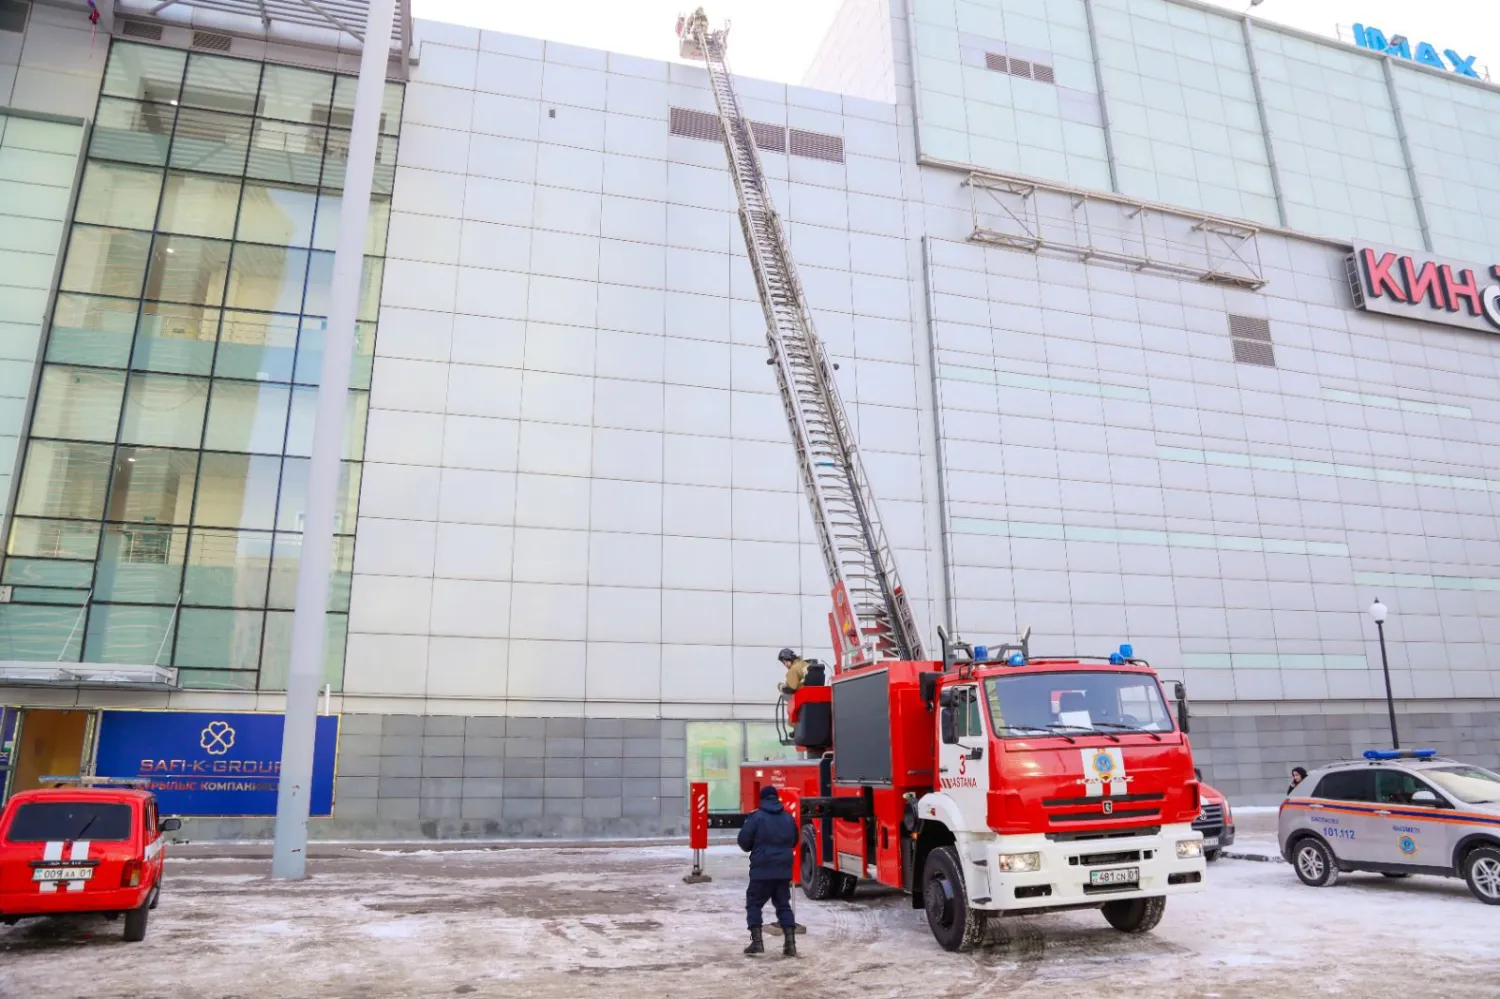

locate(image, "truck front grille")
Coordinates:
1193 803 1225 833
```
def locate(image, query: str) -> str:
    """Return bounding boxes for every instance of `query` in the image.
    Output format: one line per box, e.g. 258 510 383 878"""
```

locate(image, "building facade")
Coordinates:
3 0 1500 838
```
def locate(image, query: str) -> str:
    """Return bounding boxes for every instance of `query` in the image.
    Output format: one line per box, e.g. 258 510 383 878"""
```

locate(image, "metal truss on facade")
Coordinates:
965 171 1268 291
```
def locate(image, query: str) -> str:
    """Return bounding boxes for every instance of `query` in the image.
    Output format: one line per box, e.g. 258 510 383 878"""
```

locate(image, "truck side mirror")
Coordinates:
940 705 958 744
159 817 182 833
1174 681 1190 734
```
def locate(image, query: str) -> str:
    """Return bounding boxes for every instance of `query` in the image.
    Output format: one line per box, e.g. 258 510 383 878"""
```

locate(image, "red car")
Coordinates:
1193 770 1235 861
0 787 179 942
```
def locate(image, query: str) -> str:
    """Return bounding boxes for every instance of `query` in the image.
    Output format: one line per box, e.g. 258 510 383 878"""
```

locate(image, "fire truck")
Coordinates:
676 10 1208 950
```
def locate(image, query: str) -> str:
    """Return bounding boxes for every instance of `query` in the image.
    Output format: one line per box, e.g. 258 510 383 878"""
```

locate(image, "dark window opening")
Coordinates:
7 801 135 842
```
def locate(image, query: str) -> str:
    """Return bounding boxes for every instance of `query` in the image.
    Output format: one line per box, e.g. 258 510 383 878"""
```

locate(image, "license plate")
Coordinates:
1089 867 1139 887
1203 836 1219 848
33 867 93 882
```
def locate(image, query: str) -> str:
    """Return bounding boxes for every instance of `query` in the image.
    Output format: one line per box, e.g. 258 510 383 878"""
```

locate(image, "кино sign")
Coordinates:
1353 24 1480 78
93 710 339 816
1347 242 1500 334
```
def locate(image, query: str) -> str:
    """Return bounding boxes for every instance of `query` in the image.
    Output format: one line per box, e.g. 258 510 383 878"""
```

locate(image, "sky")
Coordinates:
411 0 1500 88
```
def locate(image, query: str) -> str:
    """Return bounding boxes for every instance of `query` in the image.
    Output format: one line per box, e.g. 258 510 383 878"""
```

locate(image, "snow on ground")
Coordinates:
2 842 1495 999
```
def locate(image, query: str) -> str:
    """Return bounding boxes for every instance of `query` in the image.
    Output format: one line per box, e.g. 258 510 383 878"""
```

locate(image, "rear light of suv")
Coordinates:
121 860 143 888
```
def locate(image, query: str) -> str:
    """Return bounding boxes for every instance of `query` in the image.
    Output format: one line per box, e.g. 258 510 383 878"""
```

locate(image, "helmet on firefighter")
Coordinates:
777 648 797 662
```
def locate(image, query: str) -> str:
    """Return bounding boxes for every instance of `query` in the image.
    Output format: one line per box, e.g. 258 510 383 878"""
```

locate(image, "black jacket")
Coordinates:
737 797 798 880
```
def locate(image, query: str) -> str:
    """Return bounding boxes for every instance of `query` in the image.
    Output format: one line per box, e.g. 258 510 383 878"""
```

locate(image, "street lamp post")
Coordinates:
1369 598 1399 749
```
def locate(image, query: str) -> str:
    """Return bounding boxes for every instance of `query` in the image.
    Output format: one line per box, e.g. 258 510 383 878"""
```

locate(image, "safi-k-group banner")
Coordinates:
94 711 339 817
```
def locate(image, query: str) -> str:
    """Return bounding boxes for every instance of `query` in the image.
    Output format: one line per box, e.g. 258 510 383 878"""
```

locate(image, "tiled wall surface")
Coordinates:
160 708 1500 835
0 4 108 119
803 0 898 105
902 0 1500 263
348 22 940 713
1192 711 1500 805
174 713 691 839
922 176 1500 702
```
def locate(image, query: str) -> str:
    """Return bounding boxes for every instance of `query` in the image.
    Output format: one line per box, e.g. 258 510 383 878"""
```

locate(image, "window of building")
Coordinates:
0 41 404 692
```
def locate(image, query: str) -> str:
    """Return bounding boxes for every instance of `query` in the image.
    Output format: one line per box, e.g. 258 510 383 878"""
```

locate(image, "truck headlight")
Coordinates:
996 852 1041 872
1176 839 1203 859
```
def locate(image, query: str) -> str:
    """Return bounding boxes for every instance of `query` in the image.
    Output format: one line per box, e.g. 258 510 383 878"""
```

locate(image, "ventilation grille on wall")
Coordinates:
191 30 233 52
749 120 785 154
985 51 1057 86
1229 315 1275 367
669 106 845 164
121 18 164 40
0 0 28 35
789 128 844 162
669 106 721 142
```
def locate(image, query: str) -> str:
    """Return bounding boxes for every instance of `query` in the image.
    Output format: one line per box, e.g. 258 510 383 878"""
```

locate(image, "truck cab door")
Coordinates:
938 685 989 826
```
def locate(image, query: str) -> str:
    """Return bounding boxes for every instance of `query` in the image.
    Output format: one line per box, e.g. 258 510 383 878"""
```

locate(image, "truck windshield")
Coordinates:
984 671 1174 738
7 802 133 842
1423 765 1500 804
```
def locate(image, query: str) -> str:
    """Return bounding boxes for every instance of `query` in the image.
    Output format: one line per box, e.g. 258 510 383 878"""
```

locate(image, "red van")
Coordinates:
0 787 179 942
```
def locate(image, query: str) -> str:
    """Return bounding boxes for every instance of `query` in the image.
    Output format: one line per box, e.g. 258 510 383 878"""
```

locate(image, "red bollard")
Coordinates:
683 781 712 884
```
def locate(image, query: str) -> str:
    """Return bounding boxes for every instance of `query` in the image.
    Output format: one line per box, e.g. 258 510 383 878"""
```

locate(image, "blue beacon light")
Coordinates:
1362 748 1438 760
972 645 989 662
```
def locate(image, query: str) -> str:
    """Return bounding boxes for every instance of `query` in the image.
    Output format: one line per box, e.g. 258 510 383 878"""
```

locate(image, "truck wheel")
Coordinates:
123 903 149 942
1291 837 1339 888
834 873 858 899
1464 846 1500 905
800 827 836 901
1204 849 1221 863
149 881 162 910
1101 896 1165 934
922 845 986 952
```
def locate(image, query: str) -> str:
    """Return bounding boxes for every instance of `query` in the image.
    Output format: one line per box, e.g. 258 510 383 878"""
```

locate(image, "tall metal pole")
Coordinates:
1376 618 1399 750
271 0 396 879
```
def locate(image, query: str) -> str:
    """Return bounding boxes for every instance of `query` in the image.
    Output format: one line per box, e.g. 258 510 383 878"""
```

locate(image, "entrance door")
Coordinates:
10 709 92 793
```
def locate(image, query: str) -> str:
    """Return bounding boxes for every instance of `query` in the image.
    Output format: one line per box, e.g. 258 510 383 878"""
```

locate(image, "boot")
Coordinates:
743 926 764 956
782 925 797 958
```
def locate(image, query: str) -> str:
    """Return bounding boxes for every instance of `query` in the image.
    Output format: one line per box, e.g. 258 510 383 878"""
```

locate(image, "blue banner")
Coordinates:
94 711 339 817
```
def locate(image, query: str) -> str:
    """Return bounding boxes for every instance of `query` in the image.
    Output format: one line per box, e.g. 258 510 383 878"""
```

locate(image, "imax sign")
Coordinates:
1353 24 1480 78
1347 242 1500 334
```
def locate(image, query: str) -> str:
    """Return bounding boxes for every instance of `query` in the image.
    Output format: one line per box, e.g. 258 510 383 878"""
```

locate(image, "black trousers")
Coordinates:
745 878 795 930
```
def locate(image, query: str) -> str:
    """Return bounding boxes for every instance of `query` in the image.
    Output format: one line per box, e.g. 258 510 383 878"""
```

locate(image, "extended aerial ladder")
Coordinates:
676 9 923 673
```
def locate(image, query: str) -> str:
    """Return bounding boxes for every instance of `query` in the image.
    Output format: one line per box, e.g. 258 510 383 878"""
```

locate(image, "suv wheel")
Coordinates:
1292 837 1338 887
1464 846 1500 905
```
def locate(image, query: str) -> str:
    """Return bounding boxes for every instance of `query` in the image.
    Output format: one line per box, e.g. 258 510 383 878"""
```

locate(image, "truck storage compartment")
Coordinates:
832 669 892 785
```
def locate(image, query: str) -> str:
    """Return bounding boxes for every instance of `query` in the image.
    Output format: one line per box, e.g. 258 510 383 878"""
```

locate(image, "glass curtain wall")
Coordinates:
0 41 403 692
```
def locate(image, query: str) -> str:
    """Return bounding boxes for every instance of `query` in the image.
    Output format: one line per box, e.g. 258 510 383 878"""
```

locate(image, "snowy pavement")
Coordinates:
2 841 1497 999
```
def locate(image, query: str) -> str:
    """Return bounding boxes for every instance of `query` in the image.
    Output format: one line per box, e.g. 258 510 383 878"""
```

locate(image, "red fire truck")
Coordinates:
678 10 1207 950
741 636 1206 950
